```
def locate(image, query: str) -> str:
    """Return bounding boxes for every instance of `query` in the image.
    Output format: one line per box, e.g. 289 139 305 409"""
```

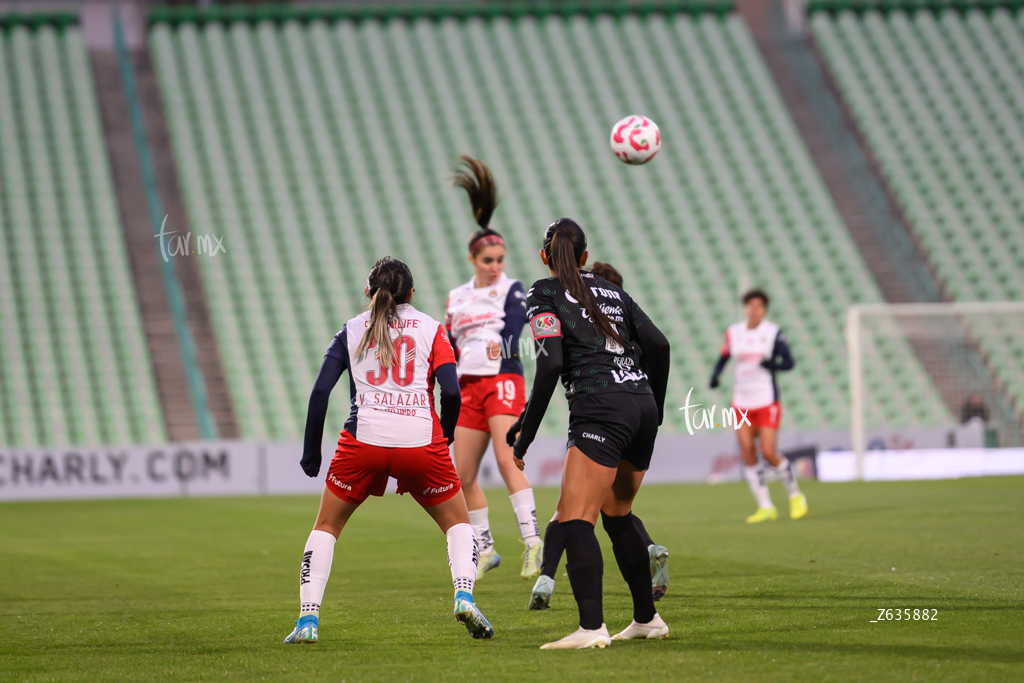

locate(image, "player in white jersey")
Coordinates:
283 257 493 644
709 289 808 523
445 157 542 581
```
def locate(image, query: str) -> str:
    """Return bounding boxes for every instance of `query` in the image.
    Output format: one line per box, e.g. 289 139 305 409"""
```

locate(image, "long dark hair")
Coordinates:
453 155 504 254
590 261 623 287
355 256 414 369
543 218 626 348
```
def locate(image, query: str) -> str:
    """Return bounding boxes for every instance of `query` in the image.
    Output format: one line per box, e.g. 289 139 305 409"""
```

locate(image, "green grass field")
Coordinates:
1 478 1022 682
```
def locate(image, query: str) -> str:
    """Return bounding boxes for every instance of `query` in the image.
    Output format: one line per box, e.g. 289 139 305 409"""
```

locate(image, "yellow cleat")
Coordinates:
520 541 543 580
746 507 778 524
789 493 808 520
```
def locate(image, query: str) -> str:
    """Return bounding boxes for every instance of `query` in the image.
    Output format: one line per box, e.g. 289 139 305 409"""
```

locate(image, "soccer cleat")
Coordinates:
746 506 778 524
540 624 611 650
649 544 669 601
789 493 808 520
454 591 494 639
283 614 318 644
611 613 669 641
520 541 544 580
528 575 555 610
476 548 501 580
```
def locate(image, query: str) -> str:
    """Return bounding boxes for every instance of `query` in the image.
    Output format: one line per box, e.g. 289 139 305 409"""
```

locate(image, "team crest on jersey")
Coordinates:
531 313 561 339
489 289 498 298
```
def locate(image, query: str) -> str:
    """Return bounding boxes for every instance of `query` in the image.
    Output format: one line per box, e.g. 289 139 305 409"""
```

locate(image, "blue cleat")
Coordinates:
454 591 494 639
528 575 555 610
283 614 318 644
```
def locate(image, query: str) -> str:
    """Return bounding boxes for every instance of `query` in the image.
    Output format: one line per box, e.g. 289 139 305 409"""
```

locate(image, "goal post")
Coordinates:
846 301 1024 480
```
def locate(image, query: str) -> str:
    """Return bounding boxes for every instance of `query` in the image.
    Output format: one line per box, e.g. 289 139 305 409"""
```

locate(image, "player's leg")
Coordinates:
530 505 564 610
759 421 807 520
422 486 494 638
540 446 616 649
284 487 360 644
633 514 670 601
601 398 669 641
488 412 543 579
739 422 776 523
453 425 501 577
602 467 670 641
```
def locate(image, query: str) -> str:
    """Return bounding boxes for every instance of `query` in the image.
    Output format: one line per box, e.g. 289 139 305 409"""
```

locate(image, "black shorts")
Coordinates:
567 392 659 471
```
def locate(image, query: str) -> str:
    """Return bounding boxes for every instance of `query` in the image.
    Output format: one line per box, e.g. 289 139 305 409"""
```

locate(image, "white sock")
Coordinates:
299 529 336 618
446 522 478 596
774 458 801 497
510 488 541 547
468 507 494 555
743 465 773 509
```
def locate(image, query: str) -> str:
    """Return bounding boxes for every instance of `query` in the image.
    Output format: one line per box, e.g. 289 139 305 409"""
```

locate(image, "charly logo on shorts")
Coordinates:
581 431 606 443
423 483 454 495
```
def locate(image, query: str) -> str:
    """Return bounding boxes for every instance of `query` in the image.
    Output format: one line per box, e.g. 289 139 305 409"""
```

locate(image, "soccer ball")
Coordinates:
610 115 661 165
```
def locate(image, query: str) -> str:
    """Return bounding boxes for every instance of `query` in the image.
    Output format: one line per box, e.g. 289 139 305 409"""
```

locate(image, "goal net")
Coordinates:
846 302 1024 476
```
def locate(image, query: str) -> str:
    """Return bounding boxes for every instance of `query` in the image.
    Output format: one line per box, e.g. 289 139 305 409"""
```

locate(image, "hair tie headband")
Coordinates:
470 233 504 254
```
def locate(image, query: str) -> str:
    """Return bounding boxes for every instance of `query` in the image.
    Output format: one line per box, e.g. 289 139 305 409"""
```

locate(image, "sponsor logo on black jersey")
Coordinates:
581 431 606 443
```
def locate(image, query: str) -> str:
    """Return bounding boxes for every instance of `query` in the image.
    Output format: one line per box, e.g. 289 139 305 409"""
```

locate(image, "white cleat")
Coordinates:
540 624 611 650
611 613 669 641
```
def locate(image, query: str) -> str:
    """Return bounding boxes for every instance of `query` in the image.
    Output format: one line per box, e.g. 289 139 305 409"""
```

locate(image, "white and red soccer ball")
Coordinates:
610 115 660 165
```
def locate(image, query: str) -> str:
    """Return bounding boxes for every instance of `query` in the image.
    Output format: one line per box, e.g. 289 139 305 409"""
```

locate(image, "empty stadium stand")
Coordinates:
149 4 951 441
0 22 165 446
811 5 1024 415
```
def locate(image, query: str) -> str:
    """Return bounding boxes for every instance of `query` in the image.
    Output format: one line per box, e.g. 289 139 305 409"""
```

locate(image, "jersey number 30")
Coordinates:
366 335 416 387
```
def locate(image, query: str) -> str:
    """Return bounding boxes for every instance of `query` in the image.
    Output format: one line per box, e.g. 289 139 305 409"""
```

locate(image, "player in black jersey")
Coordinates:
508 219 671 649
513 260 670 608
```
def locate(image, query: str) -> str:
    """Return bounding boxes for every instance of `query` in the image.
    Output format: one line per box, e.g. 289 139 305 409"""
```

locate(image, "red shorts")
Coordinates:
325 430 461 507
456 373 526 432
734 402 782 429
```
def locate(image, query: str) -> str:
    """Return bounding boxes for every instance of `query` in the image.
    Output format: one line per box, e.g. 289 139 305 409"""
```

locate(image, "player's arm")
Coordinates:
300 330 349 477
762 329 795 372
443 297 460 362
710 330 731 388
435 363 461 444
633 317 671 427
509 288 562 465
431 324 461 444
499 281 528 360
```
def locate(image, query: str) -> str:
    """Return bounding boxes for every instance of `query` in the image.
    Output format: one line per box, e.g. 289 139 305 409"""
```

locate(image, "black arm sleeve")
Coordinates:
634 320 671 426
435 362 461 444
300 334 348 477
512 336 563 459
769 333 795 371
711 353 730 379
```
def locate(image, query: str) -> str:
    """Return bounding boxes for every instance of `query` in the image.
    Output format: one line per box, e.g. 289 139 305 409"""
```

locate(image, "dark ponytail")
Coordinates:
543 218 627 348
453 155 505 254
356 256 414 369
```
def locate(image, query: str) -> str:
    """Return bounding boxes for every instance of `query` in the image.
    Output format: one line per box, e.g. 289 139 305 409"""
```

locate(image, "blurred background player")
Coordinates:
444 156 542 581
285 257 493 644
709 289 808 523
511 219 672 649
520 260 670 610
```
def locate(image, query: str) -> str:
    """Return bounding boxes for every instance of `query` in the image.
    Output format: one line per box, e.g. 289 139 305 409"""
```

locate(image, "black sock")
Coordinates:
540 519 566 579
561 519 604 630
602 511 657 624
632 514 654 548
